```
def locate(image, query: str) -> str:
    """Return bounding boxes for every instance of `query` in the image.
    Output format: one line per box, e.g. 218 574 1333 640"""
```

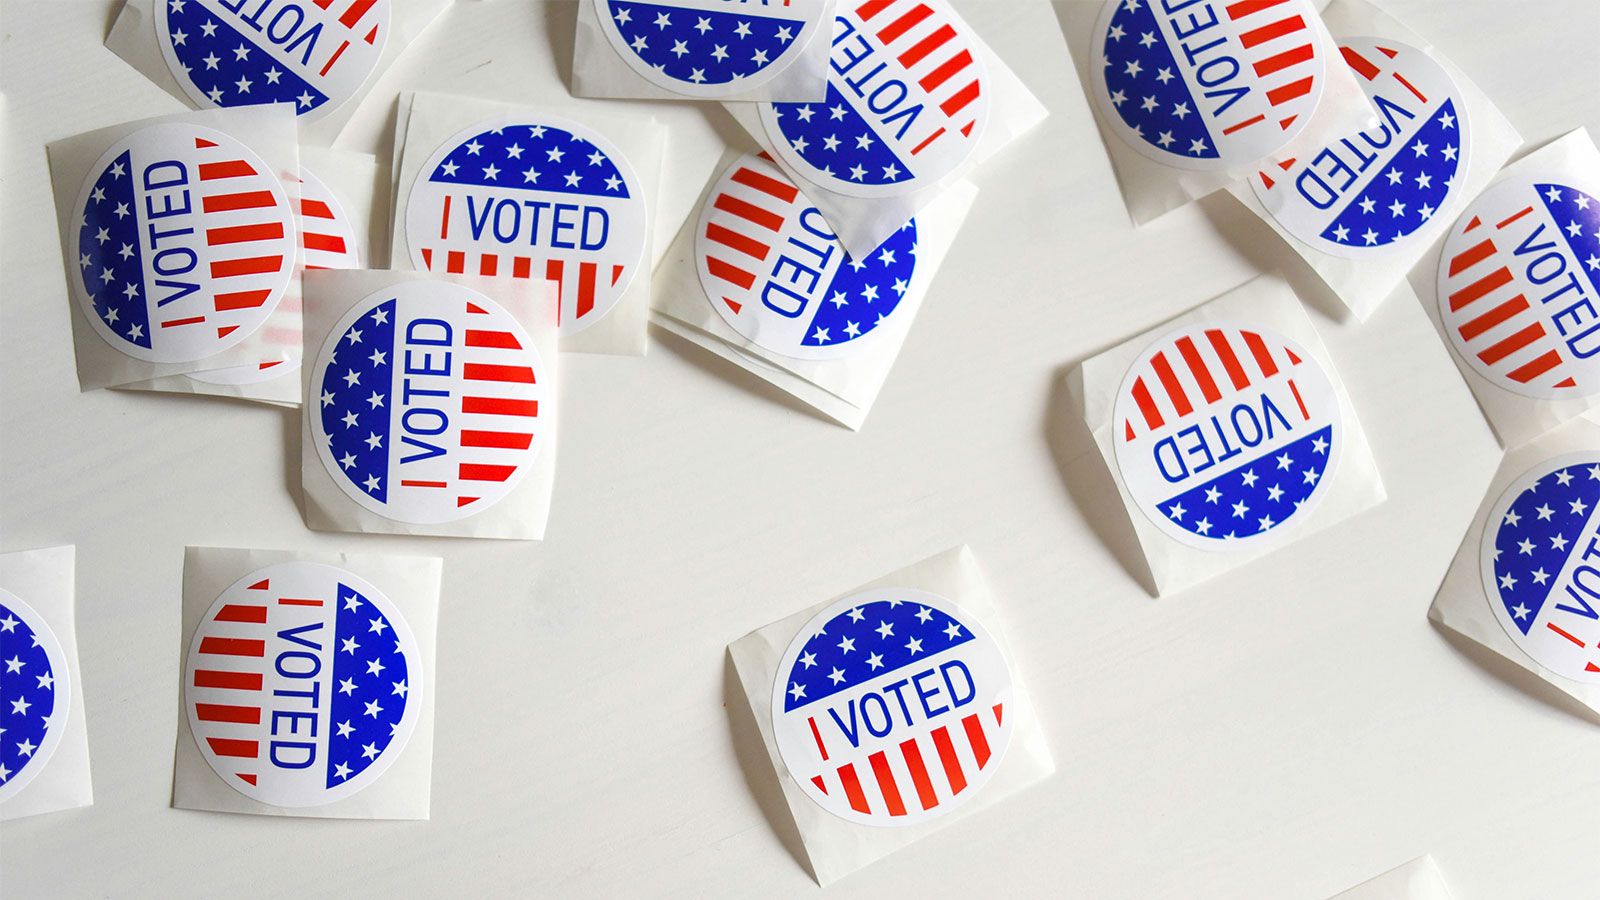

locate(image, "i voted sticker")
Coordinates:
1091 0 1327 171
1437 178 1600 399
696 154 917 359
1113 323 1341 550
1481 454 1600 684
772 588 1013 827
1251 39 1467 256
405 115 646 336
759 0 990 198
190 166 360 387
155 0 390 121
310 280 548 524
0 591 71 804
592 0 828 98
184 561 422 807
72 122 296 363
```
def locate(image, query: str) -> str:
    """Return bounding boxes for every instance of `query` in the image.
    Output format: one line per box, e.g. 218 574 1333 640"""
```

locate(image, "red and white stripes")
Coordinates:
853 0 983 147
1221 0 1318 134
807 702 1004 818
1122 326 1307 443
184 136 295 340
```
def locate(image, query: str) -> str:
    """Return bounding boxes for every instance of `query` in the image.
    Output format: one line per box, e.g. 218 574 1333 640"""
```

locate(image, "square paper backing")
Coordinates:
1225 0 1523 322
1409 128 1600 449
0 546 92 822
298 268 561 540
651 150 977 430
104 0 454 147
388 90 666 357
722 1 1047 258
1069 274 1387 597
570 0 837 102
171 546 441 820
46 104 302 390
1428 414 1600 715
727 545 1055 886
1330 855 1457 900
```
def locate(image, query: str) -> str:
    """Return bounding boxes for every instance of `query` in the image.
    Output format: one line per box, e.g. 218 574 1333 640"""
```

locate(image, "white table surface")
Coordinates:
3 1 1597 897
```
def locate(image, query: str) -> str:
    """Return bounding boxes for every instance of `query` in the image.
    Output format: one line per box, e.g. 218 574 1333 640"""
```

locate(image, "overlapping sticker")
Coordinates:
0 591 71 804
1481 454 1600 684
1252 38 1467 255
759 0 990 197
696 154 917 359
310 280 548 524
155 0 390 121
1113 323 1341 550
592 0 828 98
405 115 645 336
771 588 1013 827
72 122 297 363
1437 177 1600 399
1090 0 1327 170
184 561 422 807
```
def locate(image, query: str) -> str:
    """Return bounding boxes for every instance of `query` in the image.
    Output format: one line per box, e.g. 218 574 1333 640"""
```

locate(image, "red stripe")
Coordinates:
1176 336 1221 403
1256 43 1315 77
1459 294 1530 341
855 0 894 19
480 254 498 277
1449 239 1497 276
962 713 991 768
304 232 348 253
1497 207 1535 230
278 598 324 607
1222 113 1265 135
1241 331 1279 378
463 397 538 417
713 194 784 231
838 763 871 813
1547 622 1587 647
939 80 981 117
319 38 350 77
577 261 597 319
299 198 336 219
464 363 535 383
193 670 262 691
919 49 973 93
440 194 452 240
210 256 282 278
1239 15 1305 49
546 258 565 325
1393 71 1428 104
1131 377 1163 431
447 250 465 274
460 430 532 450
1267 76 1315 107
459 464 517 482
203 191 276 213
1507 350 1564 384
340 0 376 28
466 329 522 349
900 739 939 810
899 23 954 68
1339 45 1380 80
730 166 799 203
1289 378 1309 419
206 738 259 759
808 717 829 762
199 637 264 657
868 751 907 816
161 315 205 328
705 222 771 260
1150 351 1193 417
1478 322 1546 365
214 604 267 623
707 257 757 290
1206 329 1251 390
401 480 447 488
910 126 946 156
206 222 284 246
931 726 966 793
195 703 261 724
1449 267 1513 311
513 257 532 279
1225 0 1289 18
876 3 931 44
198 160 257 180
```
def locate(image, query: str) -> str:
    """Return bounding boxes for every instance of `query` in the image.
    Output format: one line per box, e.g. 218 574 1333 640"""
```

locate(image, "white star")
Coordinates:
364 699 383 719
866 652 884 671
297 91 314 109
9 696 29 716
3 656 21 674
264 67 281 84
336 720 354 738
202 51 220 70
905 637 924 655
788 682 805 701
482 163 500 180
1167 501 1187 521
837 636 855 654
875 621 894 639
827 667 845 685
1511 602 1530 620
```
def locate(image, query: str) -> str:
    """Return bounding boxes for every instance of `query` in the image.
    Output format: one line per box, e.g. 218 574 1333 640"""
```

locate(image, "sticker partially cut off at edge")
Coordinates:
591 0 830 98
0 589 72 805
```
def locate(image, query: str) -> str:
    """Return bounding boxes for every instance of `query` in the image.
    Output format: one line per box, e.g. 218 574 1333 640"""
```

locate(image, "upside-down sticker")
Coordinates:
592 0 829 98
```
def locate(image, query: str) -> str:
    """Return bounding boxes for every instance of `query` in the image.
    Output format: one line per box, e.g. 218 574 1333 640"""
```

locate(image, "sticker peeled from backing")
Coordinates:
591 0 828 98
72 122 296 363
310 280 548 524
759 0 990 198
696 154 917 359
1251 38 1467 256
0 591 72 803
184 561 422 807
155 0 390 121
1112 323 1342 550
1481 454 1600 684
404 115 646 336
1437 177 1600 399
1090 0 1327 171
771 587 1013 827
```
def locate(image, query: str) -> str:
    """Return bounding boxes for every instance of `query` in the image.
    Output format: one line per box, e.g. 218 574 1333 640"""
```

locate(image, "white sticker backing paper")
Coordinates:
1069 274 1385 596
173 546 440 819
728 545 1053 886
1329 856 1458 900
0 547 92 822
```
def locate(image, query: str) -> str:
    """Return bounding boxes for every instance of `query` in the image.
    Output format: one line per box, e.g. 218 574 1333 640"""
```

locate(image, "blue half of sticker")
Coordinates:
320 297 397 504
1101 0 1217 160
782 599 974 713
78 150 153 350
604 1 804 86
1316 99 1460 247
1536 183 1600 294
1156 424 1334 541
803 222 917 347
0 601 58 790
325 581 409 789
1490 462 1600 637
164 0 331 113
770 84 918 187
426 124 631 199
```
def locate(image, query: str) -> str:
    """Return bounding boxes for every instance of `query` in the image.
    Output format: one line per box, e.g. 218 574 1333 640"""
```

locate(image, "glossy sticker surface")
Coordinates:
0 591 72 804
592 0 829 98
772 587 1013 827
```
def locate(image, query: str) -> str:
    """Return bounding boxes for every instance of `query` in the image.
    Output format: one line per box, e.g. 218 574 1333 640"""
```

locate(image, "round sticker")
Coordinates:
189 166 360 387
591 0 828 98
1089 0 1327 171
154 0 391 122
404 115 646 337
1250 38 1468 256
1437 176 1600 399
184 561 422 807
1481 454 1600 684
310 280 548 524
1112 323 1342 550
695 154 918 359
72 122 296 363
758 0 990 198
771 587 1014 827
0 591 72 804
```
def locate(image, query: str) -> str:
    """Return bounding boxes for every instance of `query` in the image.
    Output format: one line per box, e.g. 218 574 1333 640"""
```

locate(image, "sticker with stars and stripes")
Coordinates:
1112 322 1342 551
1480 454 1600 684
696 153 918 359
1090 0 1328 171
0 589 71 805
758 0 991 198
184 561 422 807
70 122 297 363
772 587 1014 827
1436 176 1600 400
1251 38 1468 257
404 114 646 337
310 280 548 524
154 0 390 122
592 0 828 98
